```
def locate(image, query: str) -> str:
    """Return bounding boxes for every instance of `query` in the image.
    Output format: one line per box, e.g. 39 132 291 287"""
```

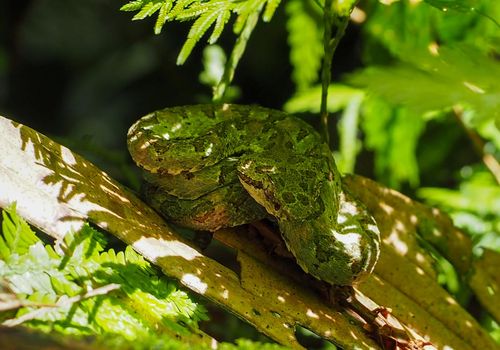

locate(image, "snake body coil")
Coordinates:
128 104 380 285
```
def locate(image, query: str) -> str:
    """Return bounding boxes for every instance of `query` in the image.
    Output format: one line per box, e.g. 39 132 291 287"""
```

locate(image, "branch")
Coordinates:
2 284 121 327
320 2 351 144
0 115 377 349
0 115 497 349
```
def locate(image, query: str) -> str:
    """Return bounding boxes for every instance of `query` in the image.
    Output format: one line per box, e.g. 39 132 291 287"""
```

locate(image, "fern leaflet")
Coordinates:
121 0 283 64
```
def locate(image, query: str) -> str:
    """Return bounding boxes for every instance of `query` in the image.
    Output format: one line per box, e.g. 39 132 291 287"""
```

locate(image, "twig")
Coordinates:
2 284 120 327
452 107 500 184
320 3 350 144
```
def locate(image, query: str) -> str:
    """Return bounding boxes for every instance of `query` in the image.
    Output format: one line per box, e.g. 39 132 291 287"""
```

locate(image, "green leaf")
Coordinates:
263 0 282 22
233 0 266 34
333 0 358 17
209 8 232 43
419 168 500 254
337 93 363 173
0 204 39 260
177 15 217 64
132 1 163 20
423 0 480 12
167 0 197 20
154 1 174 34
0 206 207 340
348 45 500 127
360 97 424 188
419 170 500 217
285 0 323 91
284 84 364 113
362 0 499 61
120 0 145 12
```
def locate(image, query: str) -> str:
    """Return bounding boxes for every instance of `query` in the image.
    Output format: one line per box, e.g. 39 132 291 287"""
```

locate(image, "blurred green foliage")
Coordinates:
419 169 500 255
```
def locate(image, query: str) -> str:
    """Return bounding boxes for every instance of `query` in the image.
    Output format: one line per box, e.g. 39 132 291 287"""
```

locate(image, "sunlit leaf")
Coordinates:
348 45 500 127
423 0 479 12
284 84 364 113
337 94 363 173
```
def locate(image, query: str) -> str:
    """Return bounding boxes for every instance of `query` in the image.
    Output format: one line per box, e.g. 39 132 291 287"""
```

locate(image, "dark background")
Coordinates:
1 0 368 185
1 0 480 193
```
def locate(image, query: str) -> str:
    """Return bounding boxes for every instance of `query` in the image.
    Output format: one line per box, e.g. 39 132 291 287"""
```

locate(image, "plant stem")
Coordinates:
320 4 351 145
213 8 262 102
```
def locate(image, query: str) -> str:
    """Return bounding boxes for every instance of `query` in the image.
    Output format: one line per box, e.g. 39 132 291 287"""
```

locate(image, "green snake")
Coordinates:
127 104 380 285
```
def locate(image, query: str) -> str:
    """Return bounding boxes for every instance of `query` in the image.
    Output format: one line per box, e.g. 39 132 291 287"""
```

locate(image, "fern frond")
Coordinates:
166 0 197 20
209 8 232 43
286 0 323 91
0 204 38 260
121 0 284 74
0 207 208 339
233 0 267 34
155 1 173 34
133 1 163 20
177 4 233 65
120 0 144 12
175 2 213 21
263 0 282 22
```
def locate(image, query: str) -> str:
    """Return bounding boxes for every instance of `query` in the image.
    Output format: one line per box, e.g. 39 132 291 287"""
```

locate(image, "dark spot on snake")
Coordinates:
183 172 194 180
263 188 281 212
230 150 244 157
300 181 309 192
297 194 309 205
296 128 309 141
192 139 207 153
282 191 295 204
304 170 315 178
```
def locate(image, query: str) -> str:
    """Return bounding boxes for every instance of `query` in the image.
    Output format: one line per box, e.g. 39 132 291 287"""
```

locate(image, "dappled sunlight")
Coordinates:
463 81 485 94
342 174 497 350
445 296 457 306
305 309 319 319
384 227 409 255
415 267 425 276
135 237 202 261
431 227 443 238
379 202 394 215
99 183 131 203
2 116 497 349
181 274 208 294
415 252 426 263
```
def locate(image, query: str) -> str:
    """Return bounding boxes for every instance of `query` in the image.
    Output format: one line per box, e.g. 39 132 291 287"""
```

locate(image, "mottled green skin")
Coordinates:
128 104 380 285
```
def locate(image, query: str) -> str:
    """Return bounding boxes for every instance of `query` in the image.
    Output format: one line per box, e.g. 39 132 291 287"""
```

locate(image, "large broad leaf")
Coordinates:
423 0 480 12
348 45 500 127
1 114 498 349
